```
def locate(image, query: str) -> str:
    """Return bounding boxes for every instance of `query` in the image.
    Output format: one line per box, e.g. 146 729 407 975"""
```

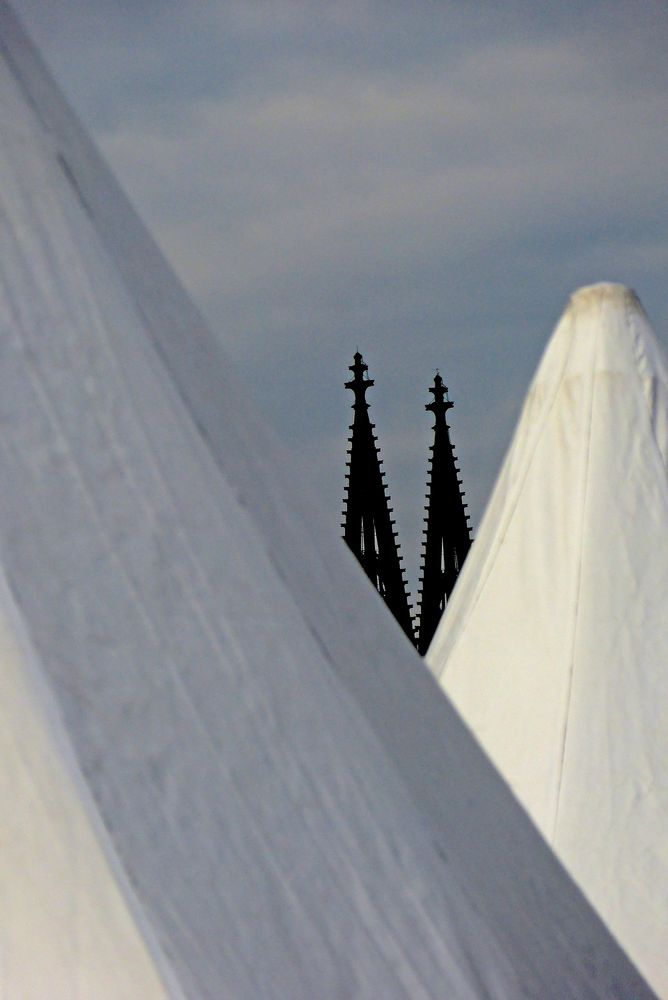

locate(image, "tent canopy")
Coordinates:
429 282 668 997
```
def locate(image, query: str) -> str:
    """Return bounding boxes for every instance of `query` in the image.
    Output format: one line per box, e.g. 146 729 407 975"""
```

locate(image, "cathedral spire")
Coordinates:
416 373 471 654
342 353 415 643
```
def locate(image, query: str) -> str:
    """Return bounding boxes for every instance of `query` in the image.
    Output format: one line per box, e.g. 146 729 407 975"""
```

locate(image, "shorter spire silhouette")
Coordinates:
341 353 415 643
417 373 471 654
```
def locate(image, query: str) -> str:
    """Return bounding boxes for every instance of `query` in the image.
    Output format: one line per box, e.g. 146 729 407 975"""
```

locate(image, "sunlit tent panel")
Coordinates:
429 283 668 997
0 4 655 997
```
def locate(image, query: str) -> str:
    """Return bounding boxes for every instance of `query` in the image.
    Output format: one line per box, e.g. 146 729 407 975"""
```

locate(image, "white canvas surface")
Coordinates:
429 283 668 996
0 570 176 999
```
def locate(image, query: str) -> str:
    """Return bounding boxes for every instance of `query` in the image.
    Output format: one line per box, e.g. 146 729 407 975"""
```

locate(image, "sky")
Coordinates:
13 0 668 597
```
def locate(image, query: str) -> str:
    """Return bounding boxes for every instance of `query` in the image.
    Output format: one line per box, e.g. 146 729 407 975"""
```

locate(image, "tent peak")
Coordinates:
566 281 642 320
530 282 658 389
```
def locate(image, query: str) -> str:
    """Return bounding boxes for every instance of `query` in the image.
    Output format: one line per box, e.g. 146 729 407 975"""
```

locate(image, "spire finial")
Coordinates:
345 350 374 407
426 371 452 423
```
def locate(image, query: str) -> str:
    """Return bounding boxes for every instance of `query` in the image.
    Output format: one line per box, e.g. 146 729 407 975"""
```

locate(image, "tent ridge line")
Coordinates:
550 303 604 844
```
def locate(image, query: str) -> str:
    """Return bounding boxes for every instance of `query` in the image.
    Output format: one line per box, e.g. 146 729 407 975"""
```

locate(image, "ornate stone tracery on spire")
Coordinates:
416 373 471 654
341 352 415 643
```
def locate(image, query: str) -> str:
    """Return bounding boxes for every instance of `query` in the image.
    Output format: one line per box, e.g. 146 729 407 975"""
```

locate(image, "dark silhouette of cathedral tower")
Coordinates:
417 374 471 654
342 353 415 643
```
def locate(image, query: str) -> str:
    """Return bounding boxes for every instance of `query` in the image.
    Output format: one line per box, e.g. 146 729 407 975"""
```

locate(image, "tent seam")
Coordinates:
551 299 602 843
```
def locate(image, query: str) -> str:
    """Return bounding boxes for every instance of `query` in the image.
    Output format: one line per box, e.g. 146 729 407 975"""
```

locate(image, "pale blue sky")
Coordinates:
14 0 668 594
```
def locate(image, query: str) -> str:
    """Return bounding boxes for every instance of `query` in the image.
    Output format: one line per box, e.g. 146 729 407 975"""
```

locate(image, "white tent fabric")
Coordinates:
429 283 668 997
0 5 656 997
0 569 176 999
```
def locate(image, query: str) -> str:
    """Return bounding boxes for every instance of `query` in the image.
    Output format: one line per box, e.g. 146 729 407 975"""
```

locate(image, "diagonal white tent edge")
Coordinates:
0 566 183 998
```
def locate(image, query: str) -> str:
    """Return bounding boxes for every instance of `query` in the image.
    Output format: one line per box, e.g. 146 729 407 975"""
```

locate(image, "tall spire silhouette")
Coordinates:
416 373 471 654
342 353 415 643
